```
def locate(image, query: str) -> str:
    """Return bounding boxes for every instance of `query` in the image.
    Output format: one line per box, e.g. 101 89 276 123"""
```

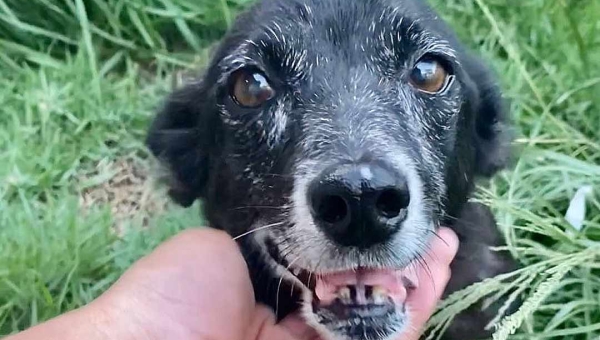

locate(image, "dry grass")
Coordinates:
77 156 170 234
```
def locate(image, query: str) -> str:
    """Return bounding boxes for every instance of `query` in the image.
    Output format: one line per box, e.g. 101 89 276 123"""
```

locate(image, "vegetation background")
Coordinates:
0 0 599 339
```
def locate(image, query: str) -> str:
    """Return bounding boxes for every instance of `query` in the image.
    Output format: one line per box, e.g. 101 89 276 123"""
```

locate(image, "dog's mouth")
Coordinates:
309 267 418 308
266 240 419 332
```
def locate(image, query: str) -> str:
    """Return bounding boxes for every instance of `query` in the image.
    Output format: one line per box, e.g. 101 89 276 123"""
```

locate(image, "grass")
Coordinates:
0 0 599 338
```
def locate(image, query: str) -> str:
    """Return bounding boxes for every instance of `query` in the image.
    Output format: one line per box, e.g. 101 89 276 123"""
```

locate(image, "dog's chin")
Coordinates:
265 246 418 340
310 303 408 340
301 268 415 340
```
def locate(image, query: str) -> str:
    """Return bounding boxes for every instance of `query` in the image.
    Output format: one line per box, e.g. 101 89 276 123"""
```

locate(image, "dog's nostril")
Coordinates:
308 162 411 248
317 195 349 224
375 188 409 218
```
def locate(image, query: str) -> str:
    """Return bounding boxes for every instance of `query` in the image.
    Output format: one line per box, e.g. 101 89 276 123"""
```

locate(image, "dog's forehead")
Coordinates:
245 0 437 26
218 0 457 75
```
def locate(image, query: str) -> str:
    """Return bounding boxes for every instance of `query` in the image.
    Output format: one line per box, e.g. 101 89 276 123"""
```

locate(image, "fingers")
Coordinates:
400 227 459 340
275 228 459 340
278 313 321 340
98 228 256 340
245 307 320 340
274 228 458 340
95 226 457 340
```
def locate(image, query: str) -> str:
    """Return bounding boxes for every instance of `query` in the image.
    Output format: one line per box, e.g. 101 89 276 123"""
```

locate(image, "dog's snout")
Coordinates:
308 162 410 248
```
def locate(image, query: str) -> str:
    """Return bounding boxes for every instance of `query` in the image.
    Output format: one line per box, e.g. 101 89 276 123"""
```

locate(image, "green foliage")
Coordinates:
0 195 117 334
0 0 252 67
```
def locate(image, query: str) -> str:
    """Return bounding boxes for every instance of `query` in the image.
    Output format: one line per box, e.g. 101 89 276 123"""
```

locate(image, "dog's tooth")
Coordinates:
292 268 301 276
372 285 388 304
373 294 386 305
338 287 351 301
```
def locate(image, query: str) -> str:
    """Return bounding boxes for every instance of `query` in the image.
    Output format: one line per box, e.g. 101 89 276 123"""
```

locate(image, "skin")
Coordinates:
6 227 458 340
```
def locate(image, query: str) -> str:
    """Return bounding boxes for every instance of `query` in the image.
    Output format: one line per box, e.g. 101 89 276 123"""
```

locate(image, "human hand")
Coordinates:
8 227 458 340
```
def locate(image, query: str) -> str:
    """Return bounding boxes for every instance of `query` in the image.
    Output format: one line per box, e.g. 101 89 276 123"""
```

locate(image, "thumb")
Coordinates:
244 307 320 340
97 228 257 340
400 227 459 340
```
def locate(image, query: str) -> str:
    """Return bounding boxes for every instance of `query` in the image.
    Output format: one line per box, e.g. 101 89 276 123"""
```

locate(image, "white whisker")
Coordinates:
233 221 285 240
277 255 301 317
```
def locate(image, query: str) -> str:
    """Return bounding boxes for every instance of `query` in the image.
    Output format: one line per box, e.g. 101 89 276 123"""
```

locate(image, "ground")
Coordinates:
0 0 599 339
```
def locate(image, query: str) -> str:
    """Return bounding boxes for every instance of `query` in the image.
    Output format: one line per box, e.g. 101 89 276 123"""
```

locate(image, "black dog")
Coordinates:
146 0 518 339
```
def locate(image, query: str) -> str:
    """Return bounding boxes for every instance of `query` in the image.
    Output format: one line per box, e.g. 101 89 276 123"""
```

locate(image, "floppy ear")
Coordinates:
146 81 218 207
464 56 513 177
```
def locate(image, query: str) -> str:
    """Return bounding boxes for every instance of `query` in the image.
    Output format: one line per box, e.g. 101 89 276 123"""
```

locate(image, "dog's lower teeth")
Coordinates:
332 285 392 305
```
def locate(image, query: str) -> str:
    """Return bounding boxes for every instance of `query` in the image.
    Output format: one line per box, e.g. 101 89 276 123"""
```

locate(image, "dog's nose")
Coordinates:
307 162 410 248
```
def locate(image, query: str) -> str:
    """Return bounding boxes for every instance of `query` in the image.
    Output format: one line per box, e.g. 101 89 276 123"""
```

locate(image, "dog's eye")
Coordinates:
230 69 275 108
409 57 450 93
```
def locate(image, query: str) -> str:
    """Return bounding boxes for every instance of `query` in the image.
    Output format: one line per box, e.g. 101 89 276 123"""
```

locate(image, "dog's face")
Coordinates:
147 0 510 339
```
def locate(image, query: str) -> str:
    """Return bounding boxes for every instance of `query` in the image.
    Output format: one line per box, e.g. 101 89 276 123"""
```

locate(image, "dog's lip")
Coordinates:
264 247 317 290
292 265 419 307
311 267 419 288
265 239 419 308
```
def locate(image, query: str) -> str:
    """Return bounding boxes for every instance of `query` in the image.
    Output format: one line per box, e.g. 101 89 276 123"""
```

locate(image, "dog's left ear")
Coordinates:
463 55 513 177
146 81 218 207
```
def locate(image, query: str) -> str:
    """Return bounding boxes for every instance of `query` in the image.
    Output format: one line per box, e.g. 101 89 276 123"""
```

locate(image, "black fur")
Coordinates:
146 0 518 339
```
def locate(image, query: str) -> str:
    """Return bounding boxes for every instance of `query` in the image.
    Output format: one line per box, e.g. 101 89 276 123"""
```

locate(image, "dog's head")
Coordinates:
147 0 511 339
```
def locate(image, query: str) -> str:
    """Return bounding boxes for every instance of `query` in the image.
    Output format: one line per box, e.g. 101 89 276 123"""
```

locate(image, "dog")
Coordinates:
146 0 519 339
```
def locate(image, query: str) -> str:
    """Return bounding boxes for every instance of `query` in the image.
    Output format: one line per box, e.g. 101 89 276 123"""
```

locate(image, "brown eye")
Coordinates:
230 69 275 108
409 57 450 93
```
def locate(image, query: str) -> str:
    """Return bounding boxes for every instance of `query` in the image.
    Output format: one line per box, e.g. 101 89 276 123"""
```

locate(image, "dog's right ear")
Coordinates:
146 81 217 207
461 54 513 178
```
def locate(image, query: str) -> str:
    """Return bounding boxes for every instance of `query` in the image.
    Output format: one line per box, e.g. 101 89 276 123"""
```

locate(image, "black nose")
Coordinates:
307 162 410 248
